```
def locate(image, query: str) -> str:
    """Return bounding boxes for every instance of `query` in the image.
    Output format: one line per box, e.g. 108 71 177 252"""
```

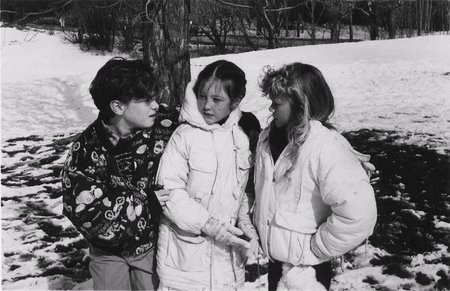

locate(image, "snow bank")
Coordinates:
2 27 449 153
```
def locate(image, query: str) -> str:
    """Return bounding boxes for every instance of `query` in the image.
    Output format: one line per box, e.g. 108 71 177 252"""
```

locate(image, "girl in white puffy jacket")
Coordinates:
253 63 377 290
156 60 260 291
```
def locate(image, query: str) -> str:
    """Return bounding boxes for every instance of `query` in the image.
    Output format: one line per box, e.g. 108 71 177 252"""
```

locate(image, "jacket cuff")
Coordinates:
310 233 330 260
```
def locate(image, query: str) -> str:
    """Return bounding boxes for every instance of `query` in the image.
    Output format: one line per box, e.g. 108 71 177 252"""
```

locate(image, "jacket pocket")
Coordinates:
164 224 209 272
186 152 216 204
237 149 252 188
268 210 317 265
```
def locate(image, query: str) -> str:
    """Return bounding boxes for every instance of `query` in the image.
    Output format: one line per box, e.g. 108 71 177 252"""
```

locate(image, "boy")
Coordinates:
61 58 176 290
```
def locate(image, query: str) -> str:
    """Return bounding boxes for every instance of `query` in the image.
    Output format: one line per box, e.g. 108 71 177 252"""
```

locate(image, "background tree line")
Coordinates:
1 0 449 107
2 0 449 54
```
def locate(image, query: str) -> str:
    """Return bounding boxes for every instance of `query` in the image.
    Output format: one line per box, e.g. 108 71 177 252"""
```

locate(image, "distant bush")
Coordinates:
33 16 59 26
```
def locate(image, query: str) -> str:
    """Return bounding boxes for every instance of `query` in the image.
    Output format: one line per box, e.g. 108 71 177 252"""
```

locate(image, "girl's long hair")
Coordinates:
260 63 335 172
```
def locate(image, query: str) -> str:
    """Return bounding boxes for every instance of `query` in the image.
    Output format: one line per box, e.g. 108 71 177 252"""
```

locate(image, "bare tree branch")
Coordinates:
15 0 75 23
215 0 253 9
94 1 121 9
265 2 305 12
145 0 164 22
122 0 142 12
0 10 19 14
356 6 370 16
216 0 305 12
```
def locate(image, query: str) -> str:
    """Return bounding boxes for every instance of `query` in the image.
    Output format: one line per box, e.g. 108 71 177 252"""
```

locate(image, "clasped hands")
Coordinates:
154 188 262 259
201 217 262 260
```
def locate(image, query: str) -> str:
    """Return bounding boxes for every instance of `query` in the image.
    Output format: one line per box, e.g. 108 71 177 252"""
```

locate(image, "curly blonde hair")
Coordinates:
260 63 335 173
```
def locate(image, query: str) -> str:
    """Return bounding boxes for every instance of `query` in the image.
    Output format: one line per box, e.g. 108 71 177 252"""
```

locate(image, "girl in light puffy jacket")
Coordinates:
253 63 377 291
156 60 260 291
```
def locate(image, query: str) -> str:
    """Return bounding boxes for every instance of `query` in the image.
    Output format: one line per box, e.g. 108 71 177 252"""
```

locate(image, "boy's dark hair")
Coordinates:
193 60 246 103
89 57 159 120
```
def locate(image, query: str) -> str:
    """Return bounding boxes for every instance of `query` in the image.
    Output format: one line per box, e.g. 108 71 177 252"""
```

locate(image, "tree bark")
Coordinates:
285 0 289 37
417 0 423 36
237 13 258 50
255 0 275 49
330 1 341 43
369 2 379 40
386 7 396 39
310 0 316 44
142 0 191 107
349 6 353 41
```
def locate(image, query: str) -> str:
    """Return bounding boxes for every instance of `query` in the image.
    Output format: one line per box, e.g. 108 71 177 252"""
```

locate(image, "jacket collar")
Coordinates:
94 115 143 154
259 120 327 154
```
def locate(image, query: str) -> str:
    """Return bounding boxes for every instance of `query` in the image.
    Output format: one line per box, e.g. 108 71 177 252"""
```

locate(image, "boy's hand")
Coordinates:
155 189 170 207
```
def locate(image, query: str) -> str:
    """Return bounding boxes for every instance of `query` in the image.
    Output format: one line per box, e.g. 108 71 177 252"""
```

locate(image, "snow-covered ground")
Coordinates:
1 27 450 290
2 27 449 152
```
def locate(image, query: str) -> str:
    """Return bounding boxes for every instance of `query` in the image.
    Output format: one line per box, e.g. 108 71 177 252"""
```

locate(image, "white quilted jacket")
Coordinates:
254 121 377 266
156 85 253 290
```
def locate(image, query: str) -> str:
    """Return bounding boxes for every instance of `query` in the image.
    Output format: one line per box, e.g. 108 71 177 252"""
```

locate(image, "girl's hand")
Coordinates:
154 189 170 207
238 220 261 260
202 217 250 249
245 237 263 261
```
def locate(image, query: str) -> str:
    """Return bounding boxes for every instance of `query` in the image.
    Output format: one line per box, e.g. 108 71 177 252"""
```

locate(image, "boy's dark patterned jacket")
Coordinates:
62 109 178 256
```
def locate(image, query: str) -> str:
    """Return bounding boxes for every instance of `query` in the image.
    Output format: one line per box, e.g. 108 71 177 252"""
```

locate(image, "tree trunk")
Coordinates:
387 8 396 39
426 0 432 33
369 2 379 40
267 30 275 49
255 0 276 49
311 0 316 44
399 0 404 37
417 0 423 36
285 2 289 37
349 4 354 41
331 17 340 42
330 2 341 43
256 16 262 36
142 0 191 107
237 14 258 50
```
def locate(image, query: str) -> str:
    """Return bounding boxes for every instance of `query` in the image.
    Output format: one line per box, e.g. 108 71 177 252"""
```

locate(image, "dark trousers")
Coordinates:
89 245 159 290
268 260 332 291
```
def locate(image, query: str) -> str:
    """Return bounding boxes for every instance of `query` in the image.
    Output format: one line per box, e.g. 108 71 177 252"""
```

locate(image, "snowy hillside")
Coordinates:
2 27 449 152
1 27 450 290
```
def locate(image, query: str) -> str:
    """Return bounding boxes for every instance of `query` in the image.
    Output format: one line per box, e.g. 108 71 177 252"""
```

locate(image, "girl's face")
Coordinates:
270 96 293 128
197 79 234 125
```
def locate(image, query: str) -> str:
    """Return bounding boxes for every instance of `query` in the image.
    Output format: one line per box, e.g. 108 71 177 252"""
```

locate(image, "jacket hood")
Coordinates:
179 82 241 131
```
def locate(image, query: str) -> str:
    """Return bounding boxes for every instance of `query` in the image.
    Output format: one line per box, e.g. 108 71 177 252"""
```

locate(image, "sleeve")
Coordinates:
236 191 258 237
61 143 133 246
156 131 210 234
310 138 377 260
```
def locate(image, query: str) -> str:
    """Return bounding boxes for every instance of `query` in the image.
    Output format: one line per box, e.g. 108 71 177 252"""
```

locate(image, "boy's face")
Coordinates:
121 98 159 129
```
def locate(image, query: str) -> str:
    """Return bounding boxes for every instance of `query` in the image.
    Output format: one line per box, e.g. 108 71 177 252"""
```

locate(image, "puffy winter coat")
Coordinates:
254 120 377 266
156 87 254 290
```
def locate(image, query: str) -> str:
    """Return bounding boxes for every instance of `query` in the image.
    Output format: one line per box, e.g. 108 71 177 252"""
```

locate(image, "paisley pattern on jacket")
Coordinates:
62 108 178 256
